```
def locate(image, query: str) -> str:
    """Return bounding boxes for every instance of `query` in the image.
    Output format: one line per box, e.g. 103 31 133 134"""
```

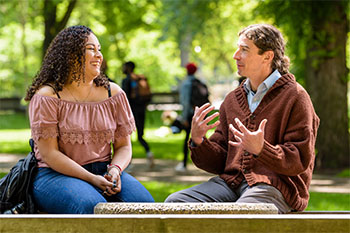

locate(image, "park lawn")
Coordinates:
0 111 349 211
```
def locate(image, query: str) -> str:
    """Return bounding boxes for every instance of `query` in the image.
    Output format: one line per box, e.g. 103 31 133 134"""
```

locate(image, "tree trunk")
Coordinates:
42 0 77 58
179 32 192 67
19 0 28 93
305 3 349 170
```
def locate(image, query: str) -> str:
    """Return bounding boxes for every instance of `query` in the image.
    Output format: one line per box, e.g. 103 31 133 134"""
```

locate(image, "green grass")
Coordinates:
337 169 350 178
140 181 200 202
0 111 30 129
306 192 350 211
0 129 32 154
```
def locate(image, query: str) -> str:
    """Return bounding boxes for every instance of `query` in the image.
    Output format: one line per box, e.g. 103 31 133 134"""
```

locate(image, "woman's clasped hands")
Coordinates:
91 167 121 196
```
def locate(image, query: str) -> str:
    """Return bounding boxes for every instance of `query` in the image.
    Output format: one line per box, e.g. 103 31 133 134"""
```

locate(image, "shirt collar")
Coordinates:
243 69 281 94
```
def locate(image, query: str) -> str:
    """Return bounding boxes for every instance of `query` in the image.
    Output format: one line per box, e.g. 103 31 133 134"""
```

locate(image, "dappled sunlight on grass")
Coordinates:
140 181 199 202
0 129 31 154
0 111 30 129
131 129 185 160
306 192 350 211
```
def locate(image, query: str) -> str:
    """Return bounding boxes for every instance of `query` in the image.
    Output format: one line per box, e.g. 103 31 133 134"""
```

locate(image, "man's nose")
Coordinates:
233 49 240 60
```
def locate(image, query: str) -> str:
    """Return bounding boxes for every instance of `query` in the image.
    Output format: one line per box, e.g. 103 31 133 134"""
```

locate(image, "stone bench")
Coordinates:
94 202 279 214
1 203 349 233
1 213 349 233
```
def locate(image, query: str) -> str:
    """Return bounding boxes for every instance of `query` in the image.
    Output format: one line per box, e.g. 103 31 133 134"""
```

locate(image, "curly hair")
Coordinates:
239 24 290 75
25 25 109 101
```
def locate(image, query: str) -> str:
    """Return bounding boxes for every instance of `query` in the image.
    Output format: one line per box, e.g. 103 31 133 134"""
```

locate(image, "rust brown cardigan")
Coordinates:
190 73 320 211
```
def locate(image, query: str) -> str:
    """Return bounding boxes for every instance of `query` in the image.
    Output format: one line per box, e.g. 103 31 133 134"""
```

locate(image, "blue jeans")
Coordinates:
32 161 154 214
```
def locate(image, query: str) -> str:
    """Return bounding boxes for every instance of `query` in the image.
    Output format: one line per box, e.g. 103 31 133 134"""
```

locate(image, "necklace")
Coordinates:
66 84 93 102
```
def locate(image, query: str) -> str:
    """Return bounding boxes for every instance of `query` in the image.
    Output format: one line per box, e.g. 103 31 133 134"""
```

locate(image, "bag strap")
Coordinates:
29 139 35 153
45 83 61 99
107 83 111 98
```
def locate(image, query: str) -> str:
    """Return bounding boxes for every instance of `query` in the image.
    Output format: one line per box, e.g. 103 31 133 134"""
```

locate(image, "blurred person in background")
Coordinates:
122 61 154 169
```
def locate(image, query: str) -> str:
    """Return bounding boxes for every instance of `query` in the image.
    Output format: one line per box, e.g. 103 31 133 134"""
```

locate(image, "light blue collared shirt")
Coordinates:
243 69 281 113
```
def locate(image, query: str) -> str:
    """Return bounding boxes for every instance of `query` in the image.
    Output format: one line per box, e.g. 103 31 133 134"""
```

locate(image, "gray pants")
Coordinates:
165 176 292 214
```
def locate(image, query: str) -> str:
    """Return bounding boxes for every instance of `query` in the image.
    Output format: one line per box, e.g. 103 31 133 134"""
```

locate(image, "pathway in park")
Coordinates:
0 154 349 194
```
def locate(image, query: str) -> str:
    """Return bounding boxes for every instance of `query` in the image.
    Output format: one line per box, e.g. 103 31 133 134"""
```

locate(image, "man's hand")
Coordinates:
191 103 220 145
229 118 267 155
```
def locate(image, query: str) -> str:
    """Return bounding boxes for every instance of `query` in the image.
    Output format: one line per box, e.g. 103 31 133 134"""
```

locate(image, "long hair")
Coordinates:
239 24 290 75
25 25 109 101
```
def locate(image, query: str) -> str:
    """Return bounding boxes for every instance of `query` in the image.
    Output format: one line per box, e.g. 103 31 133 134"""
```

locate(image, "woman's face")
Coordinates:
84 33 103 80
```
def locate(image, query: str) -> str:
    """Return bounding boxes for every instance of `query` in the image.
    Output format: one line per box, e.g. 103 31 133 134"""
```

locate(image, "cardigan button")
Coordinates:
243 169 249 174
244 151 249 156
250 114 255 120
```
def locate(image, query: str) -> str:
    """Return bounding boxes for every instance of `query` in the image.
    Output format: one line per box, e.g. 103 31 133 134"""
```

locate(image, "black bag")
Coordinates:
0 139 38 214
190 78 209 108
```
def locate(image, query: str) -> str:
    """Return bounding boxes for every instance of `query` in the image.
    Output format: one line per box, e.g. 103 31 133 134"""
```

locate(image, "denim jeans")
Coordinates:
32 161 154 214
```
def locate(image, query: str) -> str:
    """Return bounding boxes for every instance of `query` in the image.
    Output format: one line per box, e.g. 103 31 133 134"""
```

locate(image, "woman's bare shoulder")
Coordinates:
109 82 122 96
36 85 58 98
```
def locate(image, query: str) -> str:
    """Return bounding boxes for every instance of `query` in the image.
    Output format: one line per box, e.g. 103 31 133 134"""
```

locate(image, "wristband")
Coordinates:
107 164 122 174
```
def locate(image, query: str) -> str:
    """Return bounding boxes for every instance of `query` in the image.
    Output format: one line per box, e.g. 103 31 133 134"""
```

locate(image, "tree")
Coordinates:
256 0 349 170
42 0 77 57
159 0 220 67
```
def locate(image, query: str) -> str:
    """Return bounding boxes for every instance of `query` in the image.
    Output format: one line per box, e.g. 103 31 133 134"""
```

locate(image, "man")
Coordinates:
165 24 320 214
175 63 198 172
122 61 154 168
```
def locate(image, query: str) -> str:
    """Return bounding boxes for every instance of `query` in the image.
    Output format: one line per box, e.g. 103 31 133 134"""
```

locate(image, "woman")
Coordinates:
25 25 154 214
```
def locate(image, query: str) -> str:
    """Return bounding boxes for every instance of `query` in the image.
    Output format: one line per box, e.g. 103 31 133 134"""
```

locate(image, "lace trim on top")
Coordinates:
31 126 59 142
115 118 136 139
60 129 115 144
31 119 136 144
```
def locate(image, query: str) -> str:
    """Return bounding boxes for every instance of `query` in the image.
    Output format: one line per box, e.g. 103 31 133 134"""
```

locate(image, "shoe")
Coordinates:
147 151 155 169
175 162 187 172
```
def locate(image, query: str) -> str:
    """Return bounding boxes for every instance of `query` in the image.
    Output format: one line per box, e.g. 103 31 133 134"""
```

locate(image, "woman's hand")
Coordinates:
191 103 220 145
90 175 114 194
103 167 121 196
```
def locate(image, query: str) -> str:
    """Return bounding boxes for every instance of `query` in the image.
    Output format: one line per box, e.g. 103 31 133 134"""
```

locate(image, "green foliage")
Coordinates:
0 0 263 96
255 0 349 84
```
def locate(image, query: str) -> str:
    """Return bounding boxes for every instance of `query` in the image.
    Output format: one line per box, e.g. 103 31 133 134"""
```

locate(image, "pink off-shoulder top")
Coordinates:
28 88 136 168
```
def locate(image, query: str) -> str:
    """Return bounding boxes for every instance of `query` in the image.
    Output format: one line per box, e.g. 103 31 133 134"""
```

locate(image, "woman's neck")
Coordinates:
64 80 95 102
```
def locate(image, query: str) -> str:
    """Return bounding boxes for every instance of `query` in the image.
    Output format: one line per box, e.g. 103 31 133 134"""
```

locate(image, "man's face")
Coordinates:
233 35 265 80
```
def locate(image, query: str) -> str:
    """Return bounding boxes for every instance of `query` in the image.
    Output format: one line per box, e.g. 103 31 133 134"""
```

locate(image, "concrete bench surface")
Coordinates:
1 214 349 233
94 202 279 214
